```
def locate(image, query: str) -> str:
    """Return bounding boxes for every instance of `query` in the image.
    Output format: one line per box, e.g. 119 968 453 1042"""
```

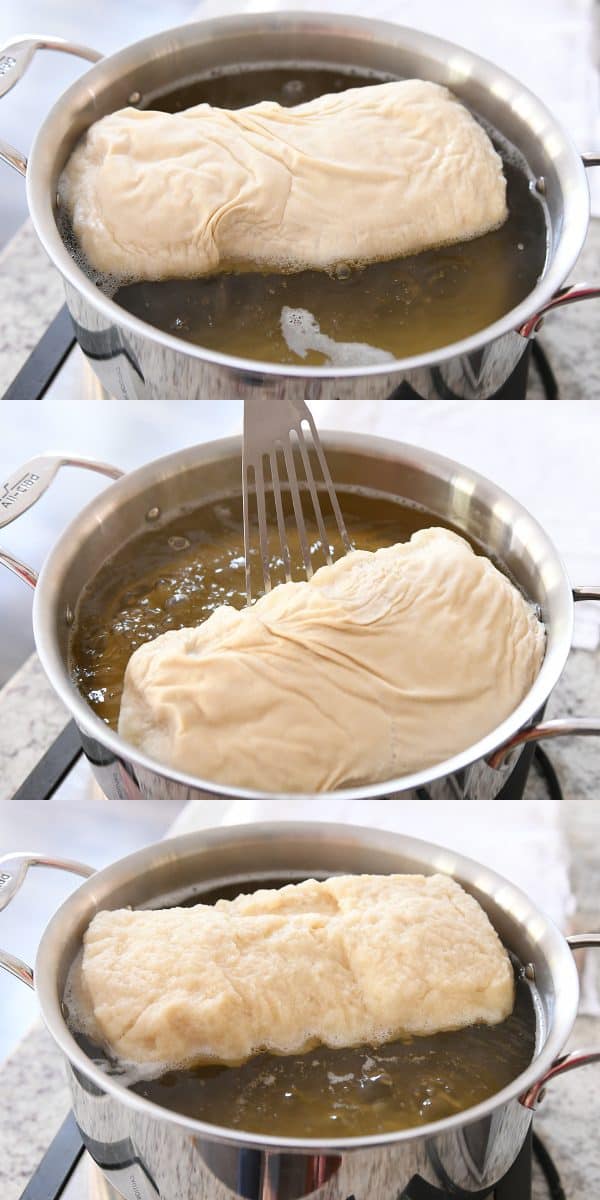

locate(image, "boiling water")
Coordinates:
129 979 535 1136
65 876 537 1138
70 487 511 729
62 64 548 364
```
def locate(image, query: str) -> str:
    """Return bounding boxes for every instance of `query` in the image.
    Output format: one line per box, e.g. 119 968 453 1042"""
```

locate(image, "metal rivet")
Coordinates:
525 963 536 981
535 176 546 195
128 90 141 105
65 605 74 626
146 506 161 522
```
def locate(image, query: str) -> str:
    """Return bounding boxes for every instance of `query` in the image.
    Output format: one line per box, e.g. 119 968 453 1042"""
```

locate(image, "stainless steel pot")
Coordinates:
1 14 599 400
1 823 599 1199
1 431 599 800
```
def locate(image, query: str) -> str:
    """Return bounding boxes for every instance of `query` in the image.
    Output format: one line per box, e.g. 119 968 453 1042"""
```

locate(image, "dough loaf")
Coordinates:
60 80 507 281
79 873 515 1068
118 529 545 792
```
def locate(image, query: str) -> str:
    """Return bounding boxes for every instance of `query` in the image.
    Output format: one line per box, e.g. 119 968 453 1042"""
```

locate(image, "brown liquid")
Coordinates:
66 877 536 1139
70 488 501 730
108 64 547 364
131 980 534 1137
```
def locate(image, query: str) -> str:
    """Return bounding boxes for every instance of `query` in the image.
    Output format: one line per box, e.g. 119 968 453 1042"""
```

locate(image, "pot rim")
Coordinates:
31 429 574 799
35 821 580 1152
25 10 590 379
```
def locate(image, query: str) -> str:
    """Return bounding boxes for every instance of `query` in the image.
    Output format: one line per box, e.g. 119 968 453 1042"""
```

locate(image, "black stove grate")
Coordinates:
532 1133 567 1200
3 306 76 402
11 720 83 801
18 1112 82 1200
18 1115 565 1200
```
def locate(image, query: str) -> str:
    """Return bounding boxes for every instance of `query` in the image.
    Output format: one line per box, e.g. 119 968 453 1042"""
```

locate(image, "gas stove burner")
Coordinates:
19 1116 565 1200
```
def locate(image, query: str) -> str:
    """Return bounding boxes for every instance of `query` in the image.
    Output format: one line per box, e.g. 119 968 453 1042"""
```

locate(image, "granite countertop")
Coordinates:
0 215 599 398
0 222 65 394
0 799 598 1200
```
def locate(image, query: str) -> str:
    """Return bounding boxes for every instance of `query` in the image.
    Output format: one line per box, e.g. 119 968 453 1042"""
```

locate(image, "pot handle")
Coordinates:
0 852 94 989
489 587 600 769
518 153 600 336
521 932 600 1109
519 283 600 338
0 453 124 589
0 36 102 176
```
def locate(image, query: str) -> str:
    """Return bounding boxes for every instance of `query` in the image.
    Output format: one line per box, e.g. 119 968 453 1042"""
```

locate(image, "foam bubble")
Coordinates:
280 305 395 367
56 199 124 297
63 951 174 1085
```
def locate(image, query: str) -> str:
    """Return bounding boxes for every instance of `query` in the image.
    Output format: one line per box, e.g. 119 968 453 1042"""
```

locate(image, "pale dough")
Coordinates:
118 529 545 792
60 80 507 281
79 873 515 1068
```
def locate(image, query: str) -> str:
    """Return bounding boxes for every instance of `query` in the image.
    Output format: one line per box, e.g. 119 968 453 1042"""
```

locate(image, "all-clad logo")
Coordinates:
0 872 12 889
1 471 39 510
0 56 17 77
129 1176 142 1200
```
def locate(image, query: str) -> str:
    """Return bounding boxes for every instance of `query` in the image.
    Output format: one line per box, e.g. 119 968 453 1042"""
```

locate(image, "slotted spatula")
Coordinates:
242 396 352 603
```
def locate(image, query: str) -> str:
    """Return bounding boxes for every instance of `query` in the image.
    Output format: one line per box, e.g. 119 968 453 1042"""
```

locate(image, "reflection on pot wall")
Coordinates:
68 1063 533 1200
78 725 528 802
63 281 529 402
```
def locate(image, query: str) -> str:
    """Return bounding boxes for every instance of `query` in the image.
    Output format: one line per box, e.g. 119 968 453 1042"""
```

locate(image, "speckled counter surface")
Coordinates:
0 1024 71 1200
0 656 70 799
523 647 600 802
0 222 65 394
0 217 599 398
0 800 598 1200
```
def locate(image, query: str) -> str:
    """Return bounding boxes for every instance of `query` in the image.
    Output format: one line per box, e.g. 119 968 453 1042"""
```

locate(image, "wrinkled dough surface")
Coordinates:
80 873 515 1068
60 79 507 281
118 529 545 792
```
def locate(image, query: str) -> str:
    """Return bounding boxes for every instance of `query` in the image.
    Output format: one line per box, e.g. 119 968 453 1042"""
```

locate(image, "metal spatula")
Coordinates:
242 396 352 603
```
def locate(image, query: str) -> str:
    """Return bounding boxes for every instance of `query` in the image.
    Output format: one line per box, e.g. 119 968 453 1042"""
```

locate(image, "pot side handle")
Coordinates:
519 283 600 339
489 587 600 769
0 453 123 589
521 1047 600 1110
518 154 600 337
0 36 102 176
521 932 600 1110
0 852 94 990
